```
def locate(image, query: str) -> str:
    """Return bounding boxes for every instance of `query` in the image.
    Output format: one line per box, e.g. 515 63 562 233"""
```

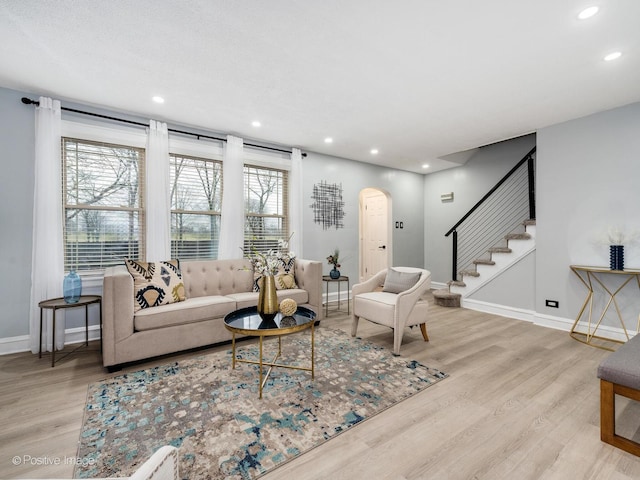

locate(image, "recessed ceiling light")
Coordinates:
578 6 599 20
252 120 261 127
422 164 430 169
604 51 622 61
152 96 165 104
324 137 333 144
370 149 379 155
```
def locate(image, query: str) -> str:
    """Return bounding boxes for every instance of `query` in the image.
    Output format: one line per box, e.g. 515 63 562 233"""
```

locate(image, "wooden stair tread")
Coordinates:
488 247 512 254
459 270 480 277
505 232 531 240
473 259 496 265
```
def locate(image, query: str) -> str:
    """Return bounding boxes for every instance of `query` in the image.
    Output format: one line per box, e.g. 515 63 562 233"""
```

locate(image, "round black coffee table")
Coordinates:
224 306 316 398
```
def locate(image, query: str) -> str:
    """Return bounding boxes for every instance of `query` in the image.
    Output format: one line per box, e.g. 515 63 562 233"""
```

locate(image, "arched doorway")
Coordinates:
359 188 392 282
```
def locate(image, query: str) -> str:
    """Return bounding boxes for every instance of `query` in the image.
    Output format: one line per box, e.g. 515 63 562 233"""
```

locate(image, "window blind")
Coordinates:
170 154 222 259
62 138 145 271
243 165 289 254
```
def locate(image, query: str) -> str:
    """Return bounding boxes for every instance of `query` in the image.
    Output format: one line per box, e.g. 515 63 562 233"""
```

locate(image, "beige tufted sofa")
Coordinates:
102 258 323 369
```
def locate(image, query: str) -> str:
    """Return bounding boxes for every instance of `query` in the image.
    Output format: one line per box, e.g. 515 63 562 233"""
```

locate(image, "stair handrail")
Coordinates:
445 146 536 237
444 146 536 281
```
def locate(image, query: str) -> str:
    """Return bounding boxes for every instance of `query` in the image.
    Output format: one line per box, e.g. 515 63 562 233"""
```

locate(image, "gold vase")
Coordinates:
257 275 278 319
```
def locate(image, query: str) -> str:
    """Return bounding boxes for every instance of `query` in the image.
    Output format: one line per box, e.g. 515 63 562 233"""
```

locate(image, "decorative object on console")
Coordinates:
63 269 82 304
327 248 341 279
610 245 624 271
600 226 638 271
279 298 297 316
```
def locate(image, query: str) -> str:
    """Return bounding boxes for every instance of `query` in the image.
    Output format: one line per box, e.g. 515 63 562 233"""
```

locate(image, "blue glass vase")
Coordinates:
329 267 340 279
63 270 82 304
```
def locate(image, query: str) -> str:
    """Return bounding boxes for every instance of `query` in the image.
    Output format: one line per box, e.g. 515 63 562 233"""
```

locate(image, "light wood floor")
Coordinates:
2 298 640 479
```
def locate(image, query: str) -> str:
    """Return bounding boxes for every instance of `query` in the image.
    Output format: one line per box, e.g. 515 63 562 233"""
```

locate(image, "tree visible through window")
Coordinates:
62 138 145 271
170 154 222 259
244 165 288 253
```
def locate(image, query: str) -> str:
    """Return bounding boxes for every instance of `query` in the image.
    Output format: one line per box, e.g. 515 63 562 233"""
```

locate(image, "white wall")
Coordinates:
536 102 640 330
0 88 35 339
302 152 425 284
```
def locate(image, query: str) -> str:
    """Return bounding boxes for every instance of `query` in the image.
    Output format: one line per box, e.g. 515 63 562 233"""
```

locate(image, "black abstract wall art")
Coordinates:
310 181 345 230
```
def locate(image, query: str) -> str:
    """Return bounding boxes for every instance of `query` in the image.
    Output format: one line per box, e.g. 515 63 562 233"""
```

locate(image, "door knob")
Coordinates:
379 245 386 250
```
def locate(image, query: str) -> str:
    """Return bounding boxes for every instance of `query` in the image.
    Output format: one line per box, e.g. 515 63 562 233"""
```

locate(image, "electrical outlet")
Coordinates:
545 300 559 308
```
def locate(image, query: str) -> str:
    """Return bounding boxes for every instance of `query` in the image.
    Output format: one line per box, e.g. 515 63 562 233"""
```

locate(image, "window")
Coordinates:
62 138 145 271
170 154 222 259
244 165 289 252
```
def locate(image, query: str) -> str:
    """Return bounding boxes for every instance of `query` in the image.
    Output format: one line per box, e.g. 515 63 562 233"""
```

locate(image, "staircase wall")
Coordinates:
465 251 535 314
423 134 536 287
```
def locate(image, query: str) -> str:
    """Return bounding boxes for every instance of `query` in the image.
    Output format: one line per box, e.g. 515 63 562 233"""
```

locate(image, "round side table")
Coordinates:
38 295 102 367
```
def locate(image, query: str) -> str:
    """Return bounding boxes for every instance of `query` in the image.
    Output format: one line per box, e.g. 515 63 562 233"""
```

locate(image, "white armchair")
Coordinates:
128 446 179 480
351 267 431 355
38 446 179 480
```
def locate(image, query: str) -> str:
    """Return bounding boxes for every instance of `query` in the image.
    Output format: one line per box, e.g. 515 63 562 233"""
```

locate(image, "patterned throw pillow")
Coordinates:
124 259 186 311
253 256 298 291
382 268 421 294
275 255 298 290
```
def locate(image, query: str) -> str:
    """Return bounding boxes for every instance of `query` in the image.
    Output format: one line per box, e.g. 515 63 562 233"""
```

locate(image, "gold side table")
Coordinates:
38 295 102 367
569 265 640 351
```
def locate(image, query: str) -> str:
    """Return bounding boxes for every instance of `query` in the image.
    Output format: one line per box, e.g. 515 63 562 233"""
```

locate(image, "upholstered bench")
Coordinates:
597 333 640 456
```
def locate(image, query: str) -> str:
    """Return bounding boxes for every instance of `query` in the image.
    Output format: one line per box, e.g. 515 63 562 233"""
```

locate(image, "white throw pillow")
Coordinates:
382 268 421 294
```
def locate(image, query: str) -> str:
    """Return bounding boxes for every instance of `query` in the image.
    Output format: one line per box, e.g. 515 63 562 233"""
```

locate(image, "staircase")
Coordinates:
434 219 536 306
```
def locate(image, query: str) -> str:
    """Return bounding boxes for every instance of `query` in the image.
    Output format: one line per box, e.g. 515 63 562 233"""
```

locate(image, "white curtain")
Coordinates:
145 120 171 261
29 97 64 353
289 148 304 257
218 135 245 259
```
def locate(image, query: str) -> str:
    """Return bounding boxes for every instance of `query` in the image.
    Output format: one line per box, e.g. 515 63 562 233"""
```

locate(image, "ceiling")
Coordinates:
1 1 639 174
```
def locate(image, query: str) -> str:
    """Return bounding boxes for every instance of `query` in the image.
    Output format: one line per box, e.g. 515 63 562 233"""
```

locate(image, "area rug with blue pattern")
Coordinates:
75 327 447 479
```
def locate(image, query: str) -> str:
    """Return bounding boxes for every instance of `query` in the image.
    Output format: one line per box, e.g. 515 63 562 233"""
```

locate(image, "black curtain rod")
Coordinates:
21 97 306 156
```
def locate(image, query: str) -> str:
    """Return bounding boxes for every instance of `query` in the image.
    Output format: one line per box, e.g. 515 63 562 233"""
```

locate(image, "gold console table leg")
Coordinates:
570 266 640 351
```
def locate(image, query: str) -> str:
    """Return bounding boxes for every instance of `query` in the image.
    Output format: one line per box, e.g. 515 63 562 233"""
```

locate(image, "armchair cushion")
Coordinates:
382 267 421 294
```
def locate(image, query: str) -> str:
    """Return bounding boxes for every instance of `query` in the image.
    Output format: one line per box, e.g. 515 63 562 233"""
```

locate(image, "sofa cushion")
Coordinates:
226 289 309 310
225 291 260 310
182 258 254 298
125 259 186 311
134 295 236 331
276 288 308 306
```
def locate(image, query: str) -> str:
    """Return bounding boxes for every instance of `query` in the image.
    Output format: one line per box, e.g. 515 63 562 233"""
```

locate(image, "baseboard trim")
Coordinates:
0 325 101 356
462 300 635 341
461 298 536 323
